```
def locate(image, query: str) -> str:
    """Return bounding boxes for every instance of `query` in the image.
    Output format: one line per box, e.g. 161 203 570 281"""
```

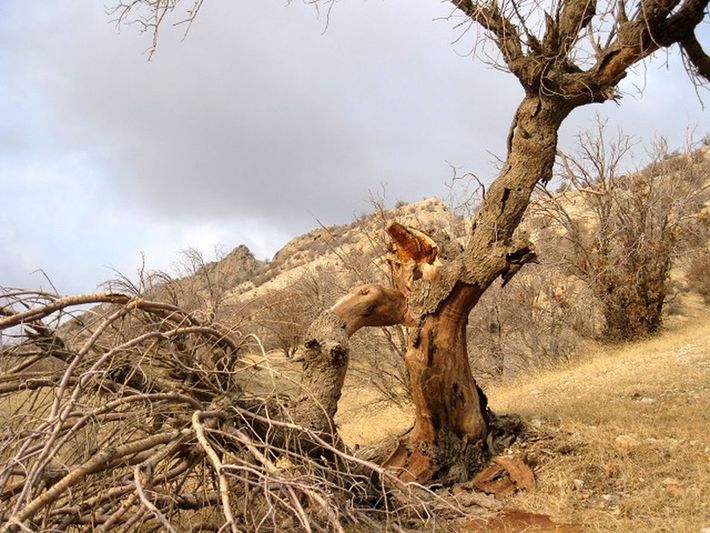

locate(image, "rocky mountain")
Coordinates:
216 196 463 306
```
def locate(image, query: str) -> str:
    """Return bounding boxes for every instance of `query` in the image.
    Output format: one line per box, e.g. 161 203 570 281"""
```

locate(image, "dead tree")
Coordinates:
112 0 709 484
0 290 449 531
267 0 709 483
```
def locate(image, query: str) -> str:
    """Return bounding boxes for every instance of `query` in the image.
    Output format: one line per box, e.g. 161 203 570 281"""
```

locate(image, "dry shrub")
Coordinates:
248 264 375 362
348 324 411 406
535 121 710 342
467 266 601 382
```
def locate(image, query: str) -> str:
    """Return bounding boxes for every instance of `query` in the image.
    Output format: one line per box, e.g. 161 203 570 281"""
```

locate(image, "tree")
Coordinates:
257 287 316 358
538 121 710 340
1 289 439 531
112 0 709 483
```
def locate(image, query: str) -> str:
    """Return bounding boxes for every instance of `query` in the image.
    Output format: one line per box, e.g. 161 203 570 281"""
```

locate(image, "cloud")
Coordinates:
2 2 520 220
0 1 707 292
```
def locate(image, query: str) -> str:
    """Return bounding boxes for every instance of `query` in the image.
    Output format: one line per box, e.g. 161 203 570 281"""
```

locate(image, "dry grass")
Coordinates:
330 294 710 532
337 387 412 448
5 288 706 531
484 302 710 532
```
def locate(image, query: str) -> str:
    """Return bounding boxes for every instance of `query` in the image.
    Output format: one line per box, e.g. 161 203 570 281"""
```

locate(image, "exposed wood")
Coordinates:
292 0 708 487
472 456 536 497
330 283 409 336
387 222 442 297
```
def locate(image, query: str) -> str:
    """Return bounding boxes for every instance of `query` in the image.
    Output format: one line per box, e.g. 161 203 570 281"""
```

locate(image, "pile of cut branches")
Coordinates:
0 288 451 532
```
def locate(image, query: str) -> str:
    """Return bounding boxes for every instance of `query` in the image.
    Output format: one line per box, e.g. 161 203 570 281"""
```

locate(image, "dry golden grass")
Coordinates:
484 302 710 532
4 293 706 531
337 387 412 447
333 295 710 532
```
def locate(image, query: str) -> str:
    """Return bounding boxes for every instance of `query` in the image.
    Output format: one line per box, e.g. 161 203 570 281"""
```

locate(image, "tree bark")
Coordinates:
383 96 570 483
293 95 571 482
289 284 408 437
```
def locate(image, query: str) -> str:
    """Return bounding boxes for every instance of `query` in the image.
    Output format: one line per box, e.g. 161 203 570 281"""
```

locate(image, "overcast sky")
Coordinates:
1 1 707 294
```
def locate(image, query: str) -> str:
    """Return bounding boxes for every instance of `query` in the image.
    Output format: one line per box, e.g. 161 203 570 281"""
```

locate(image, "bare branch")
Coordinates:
7 430 191 527
451 0 536 85
680 32 710 82
191 411 238 533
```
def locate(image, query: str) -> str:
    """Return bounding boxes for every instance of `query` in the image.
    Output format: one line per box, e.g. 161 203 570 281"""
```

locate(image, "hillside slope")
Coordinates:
338 299 710 532
490 301 709 532
223 196 458 302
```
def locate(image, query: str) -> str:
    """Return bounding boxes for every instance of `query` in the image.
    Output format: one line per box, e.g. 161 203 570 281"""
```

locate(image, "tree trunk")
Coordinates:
383 96 572 483
294 95 572 483
289 284 408 436
390 285 492 483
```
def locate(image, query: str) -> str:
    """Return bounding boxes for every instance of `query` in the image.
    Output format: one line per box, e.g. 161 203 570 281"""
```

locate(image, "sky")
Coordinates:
1 1 707 294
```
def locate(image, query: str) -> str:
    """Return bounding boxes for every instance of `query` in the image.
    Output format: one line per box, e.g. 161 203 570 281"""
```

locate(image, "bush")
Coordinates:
688 250 710 303
539 121 709 341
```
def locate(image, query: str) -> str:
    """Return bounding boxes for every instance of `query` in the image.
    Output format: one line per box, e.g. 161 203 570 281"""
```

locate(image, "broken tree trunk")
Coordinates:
382 224 494 483
384 96 566 483
292 95 569 483
289 284 408 436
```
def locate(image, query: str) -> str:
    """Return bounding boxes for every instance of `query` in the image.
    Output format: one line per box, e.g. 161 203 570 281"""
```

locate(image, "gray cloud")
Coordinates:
1 1 707 292
2 2 518 224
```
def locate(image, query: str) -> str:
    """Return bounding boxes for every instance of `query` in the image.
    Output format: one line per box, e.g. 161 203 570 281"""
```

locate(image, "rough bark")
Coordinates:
378 96 569 483
289 95 569 482
286 0 707 486
289 284 408 437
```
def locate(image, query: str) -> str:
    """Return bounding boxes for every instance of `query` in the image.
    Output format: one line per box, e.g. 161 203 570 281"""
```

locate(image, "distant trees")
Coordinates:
688 248 710 303
256 288 311 358
467 266 599 379
538 122 709 340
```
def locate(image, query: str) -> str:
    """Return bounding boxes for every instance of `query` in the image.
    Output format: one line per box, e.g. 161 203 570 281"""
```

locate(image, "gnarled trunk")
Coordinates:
385 96 570 482
293 96 571 483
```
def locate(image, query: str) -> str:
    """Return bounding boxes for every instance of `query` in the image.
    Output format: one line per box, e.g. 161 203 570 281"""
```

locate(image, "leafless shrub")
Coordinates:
467 267 601 382
536 120 710 341
348 325 411 406
252 270 338 359
687 248 710 304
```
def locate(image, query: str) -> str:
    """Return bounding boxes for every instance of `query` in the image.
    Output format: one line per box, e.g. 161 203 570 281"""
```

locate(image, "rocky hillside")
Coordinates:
217 196 463 304
336 297 710 532
181 145 710 319
147 144 708 389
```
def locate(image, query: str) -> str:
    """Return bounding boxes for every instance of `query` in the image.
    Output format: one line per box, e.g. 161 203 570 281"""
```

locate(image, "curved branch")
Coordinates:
0 293 130 330
591 0 709 87
330 284 408 336
6 430 191 528
680 32 710 82
192 411 238 533
288 282 409 435
451 0 536 85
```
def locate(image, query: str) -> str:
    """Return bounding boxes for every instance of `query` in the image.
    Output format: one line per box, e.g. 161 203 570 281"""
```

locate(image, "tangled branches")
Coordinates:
0 288 451 532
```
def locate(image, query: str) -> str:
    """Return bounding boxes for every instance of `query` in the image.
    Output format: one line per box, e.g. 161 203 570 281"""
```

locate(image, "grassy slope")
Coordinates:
489 296 709 532
339 296 710 532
